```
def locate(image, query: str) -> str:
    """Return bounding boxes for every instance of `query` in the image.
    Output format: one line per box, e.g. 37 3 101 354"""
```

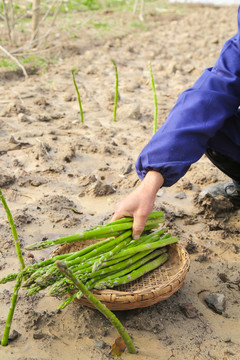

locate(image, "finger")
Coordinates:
132 214 148 240
111 208 132 222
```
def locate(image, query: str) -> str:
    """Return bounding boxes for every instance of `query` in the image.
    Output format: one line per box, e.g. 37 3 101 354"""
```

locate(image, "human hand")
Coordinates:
112 171 164 239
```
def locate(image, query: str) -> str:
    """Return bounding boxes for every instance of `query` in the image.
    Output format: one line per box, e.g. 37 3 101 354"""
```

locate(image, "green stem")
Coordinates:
25 230 123 251
91 235 132 272
25 215 164 251
56 261 137 354
112 59 118 122
0 189 25 270
149 61 158 134
25 285 42 296
57 292 79 310
68 230 132 267
0 272 18 284
72 69 84 123
113 236 178 260
29 231 132 289
1 272 23 346
106 211 164 226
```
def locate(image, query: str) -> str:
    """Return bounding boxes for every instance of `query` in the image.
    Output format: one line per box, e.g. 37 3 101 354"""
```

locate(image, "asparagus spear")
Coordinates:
50 250 153 298
0 189 25 269
57 292 78 310
25 213 164 251
24 230 172 296
49 244 167 298
48 253 135 297
33 231 133 288
68 230 132 267
56 261 137 354
1 272 23 346
84 250 154 280
91 235 132 272
113 236 178 260
0 272 19 284
25 229 124 251
45 231 167 295
112 59 119 122
106 211 164 226
0 189 26 346
96 252 169 290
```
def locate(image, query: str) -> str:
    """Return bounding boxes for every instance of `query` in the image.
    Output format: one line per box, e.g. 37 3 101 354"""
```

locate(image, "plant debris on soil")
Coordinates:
0 2 240 359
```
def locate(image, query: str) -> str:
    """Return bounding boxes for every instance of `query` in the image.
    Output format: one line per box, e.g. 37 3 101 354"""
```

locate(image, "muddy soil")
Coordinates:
0 2 239 360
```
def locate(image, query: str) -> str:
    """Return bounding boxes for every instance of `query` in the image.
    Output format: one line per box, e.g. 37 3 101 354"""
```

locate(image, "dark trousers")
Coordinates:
205 148 240 187
205 108 240 186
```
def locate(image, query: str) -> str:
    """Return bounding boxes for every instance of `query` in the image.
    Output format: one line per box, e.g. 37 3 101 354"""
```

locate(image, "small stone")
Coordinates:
9 135 19 144
33 330 45 339
205 293 226 314
30 179 45 187
94 339 107 349
218 273 229 283
100 328 109 337
195 254 209 263
179 303 198 319
18 113 32 123
123 163 133 175
156 189 165 197
185 240 198 254
184 64 196 74
175 192 187 199
26 252 34 258
37 114 50 122
90 181 116 197
166 62 177 74
0 174 15 188
8 330 21 342
224 337 232 343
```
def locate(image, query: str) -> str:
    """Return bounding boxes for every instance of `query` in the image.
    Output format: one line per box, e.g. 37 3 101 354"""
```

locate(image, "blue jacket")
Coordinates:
136 6 240 187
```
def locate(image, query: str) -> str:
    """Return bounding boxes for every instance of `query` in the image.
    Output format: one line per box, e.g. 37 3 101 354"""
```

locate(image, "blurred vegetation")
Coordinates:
0 0 184 72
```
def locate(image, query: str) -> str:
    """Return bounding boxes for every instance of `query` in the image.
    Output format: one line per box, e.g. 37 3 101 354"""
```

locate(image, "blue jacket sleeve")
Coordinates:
136 6 240 187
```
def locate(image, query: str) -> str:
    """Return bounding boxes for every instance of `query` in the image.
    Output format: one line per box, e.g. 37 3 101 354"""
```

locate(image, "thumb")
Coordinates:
132 214 148 240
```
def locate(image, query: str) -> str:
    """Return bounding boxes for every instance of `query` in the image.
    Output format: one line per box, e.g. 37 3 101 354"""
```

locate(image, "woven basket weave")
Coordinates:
52 240 190 311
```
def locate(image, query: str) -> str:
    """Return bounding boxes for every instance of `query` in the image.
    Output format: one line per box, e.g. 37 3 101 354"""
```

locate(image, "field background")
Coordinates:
0 1 240 359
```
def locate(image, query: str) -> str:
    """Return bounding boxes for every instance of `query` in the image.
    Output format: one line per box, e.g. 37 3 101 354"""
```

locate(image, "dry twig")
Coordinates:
0 45 28 78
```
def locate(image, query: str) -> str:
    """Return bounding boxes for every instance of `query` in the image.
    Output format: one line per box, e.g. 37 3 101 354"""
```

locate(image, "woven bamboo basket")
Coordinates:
52 240 190 311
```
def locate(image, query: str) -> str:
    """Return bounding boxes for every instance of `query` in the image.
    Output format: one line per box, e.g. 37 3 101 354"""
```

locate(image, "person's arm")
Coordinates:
113 7 240 237
136 7 240 186
112 170 164 239
136 7 240 187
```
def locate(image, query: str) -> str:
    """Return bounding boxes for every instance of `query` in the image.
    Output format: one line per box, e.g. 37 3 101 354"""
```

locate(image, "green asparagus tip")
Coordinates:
56 261 68 273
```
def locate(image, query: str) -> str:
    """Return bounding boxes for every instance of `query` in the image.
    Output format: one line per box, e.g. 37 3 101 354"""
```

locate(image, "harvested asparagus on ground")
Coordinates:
0 211 178 315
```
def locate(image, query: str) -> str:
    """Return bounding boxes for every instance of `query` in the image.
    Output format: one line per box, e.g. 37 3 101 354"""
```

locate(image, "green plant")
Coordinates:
149 61 158 134
93 21 109 29
0 59 18 71
112 59 119 122
0 189 25 346
72 69 84 123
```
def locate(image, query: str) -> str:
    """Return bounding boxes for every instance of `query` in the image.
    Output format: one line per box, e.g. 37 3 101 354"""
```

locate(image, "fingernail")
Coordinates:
133 234 140 240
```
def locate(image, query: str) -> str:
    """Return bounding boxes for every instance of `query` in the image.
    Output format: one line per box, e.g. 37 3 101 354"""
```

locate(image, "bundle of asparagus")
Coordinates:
0 211 178 310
